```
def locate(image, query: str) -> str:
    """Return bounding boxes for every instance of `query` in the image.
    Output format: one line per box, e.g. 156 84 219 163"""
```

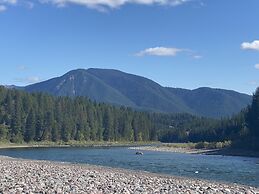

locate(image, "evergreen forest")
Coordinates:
0 86 258 151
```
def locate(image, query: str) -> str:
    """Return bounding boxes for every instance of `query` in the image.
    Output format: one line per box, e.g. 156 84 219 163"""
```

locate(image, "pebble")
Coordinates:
0 156 258 194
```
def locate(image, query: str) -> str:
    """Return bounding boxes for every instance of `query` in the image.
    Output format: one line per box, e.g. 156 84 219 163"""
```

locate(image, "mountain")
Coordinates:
4 85 23 90
24 69 135 107
86 68 193 113
23 68 252 118
167 87 251 118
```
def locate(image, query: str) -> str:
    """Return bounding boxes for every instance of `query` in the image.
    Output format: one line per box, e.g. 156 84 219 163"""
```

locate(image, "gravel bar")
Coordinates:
0 156 258 194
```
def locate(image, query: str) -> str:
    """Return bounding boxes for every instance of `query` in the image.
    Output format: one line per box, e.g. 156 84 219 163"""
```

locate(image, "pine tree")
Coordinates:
103 108 113 141
246 87 259 150
24 109 36 142
10 92 23 143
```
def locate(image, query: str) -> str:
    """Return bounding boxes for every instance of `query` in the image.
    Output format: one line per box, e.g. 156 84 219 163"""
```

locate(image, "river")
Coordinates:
0 146 258 187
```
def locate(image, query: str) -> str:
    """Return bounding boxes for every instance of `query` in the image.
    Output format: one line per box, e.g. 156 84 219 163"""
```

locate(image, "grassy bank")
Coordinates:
144 142 259 158
161 141 231 150
0 141 159 149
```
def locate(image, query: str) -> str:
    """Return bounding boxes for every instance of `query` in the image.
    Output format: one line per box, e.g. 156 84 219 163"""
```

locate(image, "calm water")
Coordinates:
0 147 258 187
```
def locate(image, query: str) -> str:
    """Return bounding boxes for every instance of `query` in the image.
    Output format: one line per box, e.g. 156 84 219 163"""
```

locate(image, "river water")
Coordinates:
0 147 258 187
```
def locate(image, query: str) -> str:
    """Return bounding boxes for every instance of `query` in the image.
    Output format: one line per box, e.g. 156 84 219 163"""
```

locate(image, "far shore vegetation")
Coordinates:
0 86 258 154
160 141 232 150
0 140 232 150
0 140 159 148
1 140 259 158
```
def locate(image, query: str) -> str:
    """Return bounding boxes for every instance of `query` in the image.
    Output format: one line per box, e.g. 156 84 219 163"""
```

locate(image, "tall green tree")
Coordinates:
246 88 259 150
24 109 35 142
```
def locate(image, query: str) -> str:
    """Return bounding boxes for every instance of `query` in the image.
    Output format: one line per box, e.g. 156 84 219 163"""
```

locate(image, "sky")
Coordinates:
0 0 259 95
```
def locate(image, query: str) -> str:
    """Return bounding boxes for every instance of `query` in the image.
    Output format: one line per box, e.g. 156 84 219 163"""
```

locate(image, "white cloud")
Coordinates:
41 0 191 10
255 64 259 69
0 0 17 4
14 76 41 84
193 55 202 59
0 0 17 12
241 40 259 51
0 4 6 11
136 46 185 57
1 0 191 11
24 1 34 9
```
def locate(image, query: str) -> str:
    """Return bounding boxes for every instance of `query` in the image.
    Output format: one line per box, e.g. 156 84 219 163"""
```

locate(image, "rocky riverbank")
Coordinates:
129 145 259 158
0 156 258 194
129 145 210 154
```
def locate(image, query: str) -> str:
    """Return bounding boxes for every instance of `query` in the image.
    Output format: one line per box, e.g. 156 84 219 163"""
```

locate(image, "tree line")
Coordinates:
0 86 156 143
0 86 258 151
159 88 259 151
0 86 223 143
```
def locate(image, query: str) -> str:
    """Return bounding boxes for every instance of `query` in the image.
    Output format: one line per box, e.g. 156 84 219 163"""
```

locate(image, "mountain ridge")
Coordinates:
15 68 252 118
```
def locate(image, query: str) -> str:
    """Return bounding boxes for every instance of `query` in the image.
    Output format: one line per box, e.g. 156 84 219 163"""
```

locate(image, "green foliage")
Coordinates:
0 86 165 143
0 85 257 152
194 141 232 149
243 87 259 150
0 124 9 140
24 68 251 118
168 87 251 118
157 108 250 146
24 109 35 142
160 87 258 151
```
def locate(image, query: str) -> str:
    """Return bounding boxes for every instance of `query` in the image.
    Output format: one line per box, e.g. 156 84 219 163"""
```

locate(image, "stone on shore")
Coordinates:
0 156 258 194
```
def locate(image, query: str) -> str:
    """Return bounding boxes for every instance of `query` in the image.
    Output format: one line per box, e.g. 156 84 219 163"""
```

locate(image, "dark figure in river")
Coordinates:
136 151 143 155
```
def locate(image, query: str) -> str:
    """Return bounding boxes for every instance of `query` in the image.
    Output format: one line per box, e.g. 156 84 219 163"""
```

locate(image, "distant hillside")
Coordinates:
167 87 251 118
24 69 135 107
23 68 251 118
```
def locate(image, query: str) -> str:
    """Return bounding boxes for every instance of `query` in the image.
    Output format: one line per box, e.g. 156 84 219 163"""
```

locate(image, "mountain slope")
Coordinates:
25 69 135 107
23 68 252 118
87 68 192 113
167 87 251 118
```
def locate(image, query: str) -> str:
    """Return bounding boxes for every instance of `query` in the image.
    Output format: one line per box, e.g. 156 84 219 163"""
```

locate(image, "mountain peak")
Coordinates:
23 68 252 118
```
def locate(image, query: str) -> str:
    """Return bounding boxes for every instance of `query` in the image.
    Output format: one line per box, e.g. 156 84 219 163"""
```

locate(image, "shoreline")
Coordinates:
129 145 259 158
1 142 259 158
0 156 258 193
129 145 211 154
0 141 158 149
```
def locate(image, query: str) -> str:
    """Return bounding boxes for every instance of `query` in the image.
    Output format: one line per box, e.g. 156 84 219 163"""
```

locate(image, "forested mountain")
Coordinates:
0 86 220 143
244 88 259 150
23 68 251 118
0 86 258 151
161 88 259 151
0 86 156 143
24 70 135 107
167 87 251 118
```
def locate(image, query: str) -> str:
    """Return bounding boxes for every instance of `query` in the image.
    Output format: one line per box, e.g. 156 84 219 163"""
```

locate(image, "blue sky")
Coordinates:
0 0 259 95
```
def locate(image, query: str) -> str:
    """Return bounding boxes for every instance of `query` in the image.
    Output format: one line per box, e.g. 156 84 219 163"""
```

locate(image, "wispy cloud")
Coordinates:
14 76 41 84
0 4 6 11
135 46 202 58
24 1 34 9
0 0 17 12
136 46 185 57
193 55 202 59
17 65 28 71
40 0 191 10
0 0 17 4
241 40 259 51
1 0 192 12
255 64 259 70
